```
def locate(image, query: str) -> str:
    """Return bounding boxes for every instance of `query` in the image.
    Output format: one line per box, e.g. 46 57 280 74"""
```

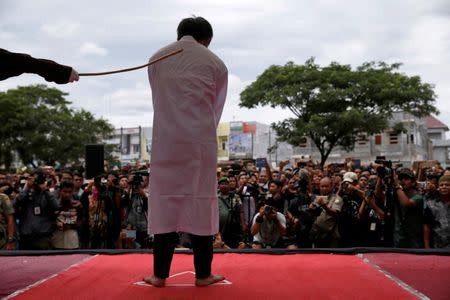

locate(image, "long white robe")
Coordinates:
147 35 228 235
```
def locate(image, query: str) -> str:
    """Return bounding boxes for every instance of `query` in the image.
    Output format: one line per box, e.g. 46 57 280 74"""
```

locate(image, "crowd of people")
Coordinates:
0 158 449 251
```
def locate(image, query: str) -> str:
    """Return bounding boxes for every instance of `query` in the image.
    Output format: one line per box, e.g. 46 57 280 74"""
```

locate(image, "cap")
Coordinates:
218 177 229 184
343 172 358 183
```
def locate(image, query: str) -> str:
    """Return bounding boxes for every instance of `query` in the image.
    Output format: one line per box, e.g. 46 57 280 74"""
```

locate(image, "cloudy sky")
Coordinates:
1 0 449 130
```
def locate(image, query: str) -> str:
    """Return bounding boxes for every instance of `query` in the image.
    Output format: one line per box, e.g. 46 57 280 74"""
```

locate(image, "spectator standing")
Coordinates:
309 177 343 248
217 177 245 248
0 192 15 250
52 181 82 249
393 168 424 248
423 176 450 248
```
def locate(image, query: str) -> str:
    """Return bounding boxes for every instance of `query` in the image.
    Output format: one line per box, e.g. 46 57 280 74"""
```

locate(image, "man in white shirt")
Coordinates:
144 16 228 287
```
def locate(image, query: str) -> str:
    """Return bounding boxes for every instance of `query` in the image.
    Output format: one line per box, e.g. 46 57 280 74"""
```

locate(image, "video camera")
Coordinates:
131 170 149 188
374 157 393 179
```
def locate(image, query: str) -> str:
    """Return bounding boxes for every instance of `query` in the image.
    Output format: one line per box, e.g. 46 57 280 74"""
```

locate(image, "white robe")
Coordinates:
147 35 228 235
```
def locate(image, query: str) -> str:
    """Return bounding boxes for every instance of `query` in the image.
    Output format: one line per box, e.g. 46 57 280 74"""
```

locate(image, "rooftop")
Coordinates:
424 115 449 131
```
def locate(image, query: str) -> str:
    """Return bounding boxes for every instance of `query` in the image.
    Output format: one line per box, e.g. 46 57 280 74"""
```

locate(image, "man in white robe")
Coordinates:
144 16 228 287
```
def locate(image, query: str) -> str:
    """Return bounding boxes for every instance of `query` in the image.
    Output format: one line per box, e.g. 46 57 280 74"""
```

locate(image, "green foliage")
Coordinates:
0 85 114 169
240 58 438 166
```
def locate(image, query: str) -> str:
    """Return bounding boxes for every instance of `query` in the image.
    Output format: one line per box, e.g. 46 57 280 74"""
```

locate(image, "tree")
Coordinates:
240 58 438 166
0 85 114 169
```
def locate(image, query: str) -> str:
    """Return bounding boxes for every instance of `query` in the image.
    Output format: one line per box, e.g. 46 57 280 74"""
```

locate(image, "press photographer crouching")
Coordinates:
251 204 286 249
14 169 59 250
124 171 151 248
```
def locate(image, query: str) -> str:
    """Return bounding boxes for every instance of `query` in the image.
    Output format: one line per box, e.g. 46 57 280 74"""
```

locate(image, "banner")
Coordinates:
243 122 256 134
229 133 253 159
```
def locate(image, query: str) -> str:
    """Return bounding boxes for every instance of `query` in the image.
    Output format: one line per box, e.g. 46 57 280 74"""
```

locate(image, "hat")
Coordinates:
397 168 415 180
218 177 229 184
343 172 358 183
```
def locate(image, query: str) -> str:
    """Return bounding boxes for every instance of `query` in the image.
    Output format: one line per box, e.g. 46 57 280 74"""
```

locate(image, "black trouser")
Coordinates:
153 232 213 279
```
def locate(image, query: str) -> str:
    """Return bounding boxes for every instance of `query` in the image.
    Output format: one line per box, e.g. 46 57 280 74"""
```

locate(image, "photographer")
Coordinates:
358 175 389 247
337 172 365 247
251 204 286 249
124 171 150 248
80 176 113 249
265 180 286 214
285 174 316 248
363 162 397 247
13 169 59 250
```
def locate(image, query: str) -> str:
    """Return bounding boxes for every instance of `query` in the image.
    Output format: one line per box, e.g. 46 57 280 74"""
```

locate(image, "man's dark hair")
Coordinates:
60 180 74 190
270 180 283 188
177 16 213 41
61 169 73 177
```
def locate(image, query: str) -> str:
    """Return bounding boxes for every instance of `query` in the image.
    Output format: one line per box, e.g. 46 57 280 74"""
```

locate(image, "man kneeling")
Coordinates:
251 205 286 249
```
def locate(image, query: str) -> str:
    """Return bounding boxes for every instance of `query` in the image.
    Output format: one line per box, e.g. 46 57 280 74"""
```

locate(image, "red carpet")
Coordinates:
9 253 417 300
0 254 89 298
364 253 450 300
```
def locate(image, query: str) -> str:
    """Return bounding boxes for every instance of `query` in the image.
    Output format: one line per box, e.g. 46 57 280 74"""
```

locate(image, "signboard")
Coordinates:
229 133 253 159
230 121 243 132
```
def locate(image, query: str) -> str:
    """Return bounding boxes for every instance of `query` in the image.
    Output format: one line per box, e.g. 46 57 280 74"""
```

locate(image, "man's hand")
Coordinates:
69 69 79 83
258 206 266 217
316 196 327 207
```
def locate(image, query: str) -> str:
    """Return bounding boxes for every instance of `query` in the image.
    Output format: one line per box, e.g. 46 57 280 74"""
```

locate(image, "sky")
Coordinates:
1 0 450 130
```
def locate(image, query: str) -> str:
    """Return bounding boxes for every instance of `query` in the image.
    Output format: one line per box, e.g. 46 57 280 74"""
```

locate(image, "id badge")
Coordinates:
94 213 99 222
370 223 376 231
34 206 41 216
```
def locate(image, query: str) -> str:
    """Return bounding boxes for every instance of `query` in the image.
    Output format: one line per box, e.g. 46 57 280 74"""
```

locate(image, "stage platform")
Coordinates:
1 249 449 300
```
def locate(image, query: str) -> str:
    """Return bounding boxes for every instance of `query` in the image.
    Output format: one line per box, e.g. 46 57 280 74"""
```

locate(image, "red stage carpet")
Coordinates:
364 253 450 300
5 253 427 300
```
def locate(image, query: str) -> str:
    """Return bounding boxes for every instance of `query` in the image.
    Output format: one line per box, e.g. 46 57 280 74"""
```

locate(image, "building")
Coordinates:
293 112 432 165
104 127 151 164
217 121 294 165
425 116 450 167
106 114 450 168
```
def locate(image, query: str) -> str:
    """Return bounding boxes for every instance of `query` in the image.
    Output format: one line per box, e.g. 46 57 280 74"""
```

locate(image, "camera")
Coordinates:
294 171 309 192
131 170 149 188
374 159 393 179
264 205 274 215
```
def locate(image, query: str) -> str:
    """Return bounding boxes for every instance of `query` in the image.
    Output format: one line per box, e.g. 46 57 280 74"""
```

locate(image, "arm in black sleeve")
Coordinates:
0 48 72 83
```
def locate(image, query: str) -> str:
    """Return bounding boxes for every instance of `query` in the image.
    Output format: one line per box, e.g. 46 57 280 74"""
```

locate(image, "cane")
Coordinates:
78 48 183 77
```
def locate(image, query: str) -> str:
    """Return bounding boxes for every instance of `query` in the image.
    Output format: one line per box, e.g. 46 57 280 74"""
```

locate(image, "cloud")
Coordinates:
40 21 81 39
1 0 449 132
79 42 108 56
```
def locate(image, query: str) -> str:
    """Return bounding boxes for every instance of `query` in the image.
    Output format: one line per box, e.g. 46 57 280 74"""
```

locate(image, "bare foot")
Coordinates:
195 274 225 287
143 276 166 287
